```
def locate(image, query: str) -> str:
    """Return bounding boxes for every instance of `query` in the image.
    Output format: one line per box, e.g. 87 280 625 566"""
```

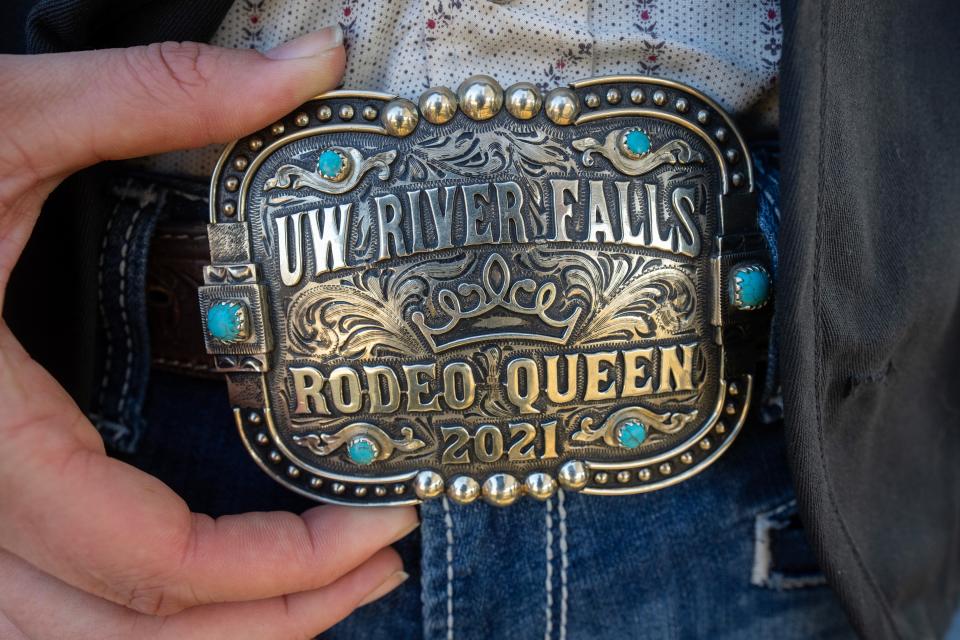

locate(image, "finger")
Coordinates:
0 546 407 640
0 27 346 180
157 547 407 640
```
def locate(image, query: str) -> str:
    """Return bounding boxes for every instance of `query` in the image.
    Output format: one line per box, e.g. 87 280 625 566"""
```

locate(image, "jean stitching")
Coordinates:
558 488 569 640
442 496 455 640
115 202 143 415
95 191 123 415
544 496 555 640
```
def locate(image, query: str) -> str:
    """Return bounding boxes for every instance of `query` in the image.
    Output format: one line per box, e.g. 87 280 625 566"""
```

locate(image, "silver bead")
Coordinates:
294 112 309 127
638 468 652 481
419 87 458 125
652 90 667 106
362 105 378 121
675 97 689 113
715 127 729 142
457 75 504 121
659 462 673 475
447 476 480 504
616 470 631 483
543 87 580 125
255 432 268 445
594 472 609 484
482 474 521 507
381 99 419 137
317 105 333 121
233 156 248 171
339 104 355 120
726 148 740 164
731 172 745 187
584 93 601 108
606 88 622 104
699 438 712 450
557 460 588 490
413 470 444 500
504 82 542 120
697 109 710 124
680 452 694 465
524 472 557 500
630 88 645 104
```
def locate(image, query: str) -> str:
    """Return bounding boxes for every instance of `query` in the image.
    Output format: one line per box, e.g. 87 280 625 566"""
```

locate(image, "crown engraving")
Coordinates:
411 253 582 353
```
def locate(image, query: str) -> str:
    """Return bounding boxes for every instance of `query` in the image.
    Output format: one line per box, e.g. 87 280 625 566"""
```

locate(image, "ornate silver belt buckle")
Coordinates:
200 76 772 506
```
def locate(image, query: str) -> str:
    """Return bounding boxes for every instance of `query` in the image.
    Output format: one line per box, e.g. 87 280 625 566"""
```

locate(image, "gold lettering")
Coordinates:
474 425 504 463
622 348 654 397
364 365 400 414
442 362 476 410
584 351 618 401
290 366 329 414
506 357 541 414
403 363 441 411
328 366 362 413
658 343 696 393
544 354 578 404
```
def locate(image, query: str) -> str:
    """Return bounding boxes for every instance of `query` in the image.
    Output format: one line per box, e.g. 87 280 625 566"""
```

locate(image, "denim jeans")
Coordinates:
98 146 857 638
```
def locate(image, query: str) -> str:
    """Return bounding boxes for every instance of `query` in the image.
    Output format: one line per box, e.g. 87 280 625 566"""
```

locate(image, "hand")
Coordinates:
0 29 419 639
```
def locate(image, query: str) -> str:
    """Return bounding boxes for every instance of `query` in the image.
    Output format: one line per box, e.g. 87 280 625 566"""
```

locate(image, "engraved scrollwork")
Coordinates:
398 129 576 180
571 405 699 448
571 131 704 176
285 257 473 359
292 422 427 462
264 147 397 195
521 248 696 343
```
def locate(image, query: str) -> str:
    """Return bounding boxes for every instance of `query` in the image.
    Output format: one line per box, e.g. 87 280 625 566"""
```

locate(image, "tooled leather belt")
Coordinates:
150 75 773 507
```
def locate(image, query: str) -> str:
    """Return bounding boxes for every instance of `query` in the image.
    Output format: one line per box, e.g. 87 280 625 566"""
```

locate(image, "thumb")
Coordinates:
1 27 346 179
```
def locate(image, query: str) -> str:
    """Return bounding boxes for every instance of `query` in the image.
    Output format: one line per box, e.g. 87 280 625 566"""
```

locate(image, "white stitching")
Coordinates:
558 488 569 640
545 497 556 638
95 192 125 412
115 202 145 415
442 496 455 640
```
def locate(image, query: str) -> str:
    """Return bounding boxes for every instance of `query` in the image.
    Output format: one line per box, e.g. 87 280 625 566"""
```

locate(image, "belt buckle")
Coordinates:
199 76 772 506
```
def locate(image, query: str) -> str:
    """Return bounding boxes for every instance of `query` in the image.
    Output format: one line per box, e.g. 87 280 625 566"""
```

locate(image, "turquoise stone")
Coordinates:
347 436 378 465
207 302 243 342
624 129 651 156
617 420 647 449
730 266 771 309
317 149 344 179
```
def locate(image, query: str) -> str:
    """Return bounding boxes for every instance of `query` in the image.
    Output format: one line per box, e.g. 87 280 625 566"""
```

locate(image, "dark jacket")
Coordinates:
8 1 960 637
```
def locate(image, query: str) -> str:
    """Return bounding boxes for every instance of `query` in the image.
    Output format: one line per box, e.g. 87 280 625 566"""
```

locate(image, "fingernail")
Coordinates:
359 570 409 607
265 26 343 60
